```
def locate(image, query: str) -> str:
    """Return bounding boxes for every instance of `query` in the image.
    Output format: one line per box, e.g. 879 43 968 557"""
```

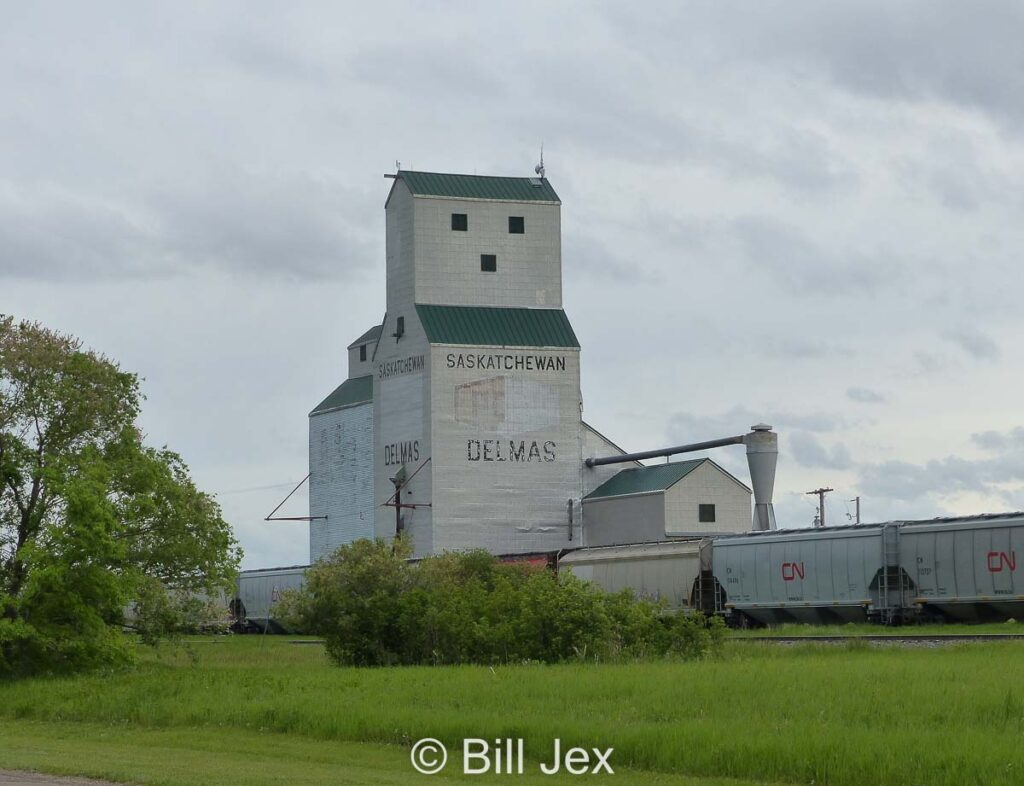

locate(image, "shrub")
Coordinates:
279 538 725 667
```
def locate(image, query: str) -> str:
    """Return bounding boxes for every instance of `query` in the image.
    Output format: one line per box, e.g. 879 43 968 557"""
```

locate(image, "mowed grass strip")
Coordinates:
1 637 1023 785
726 621 1024 638
0 720 771 786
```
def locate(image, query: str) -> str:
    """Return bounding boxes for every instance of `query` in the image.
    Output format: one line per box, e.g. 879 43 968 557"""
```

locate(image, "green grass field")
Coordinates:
2 635 1023 785
726 620 1024 637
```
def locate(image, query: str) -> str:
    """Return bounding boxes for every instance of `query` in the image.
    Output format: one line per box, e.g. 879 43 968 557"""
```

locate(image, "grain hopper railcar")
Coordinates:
704 512 1024 626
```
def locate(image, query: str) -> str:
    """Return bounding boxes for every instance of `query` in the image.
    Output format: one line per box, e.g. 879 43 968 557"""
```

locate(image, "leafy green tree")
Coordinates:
0 316 241 676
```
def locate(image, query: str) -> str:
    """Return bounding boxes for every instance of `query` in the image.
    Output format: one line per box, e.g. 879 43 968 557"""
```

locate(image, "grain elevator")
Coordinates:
308 169 754 560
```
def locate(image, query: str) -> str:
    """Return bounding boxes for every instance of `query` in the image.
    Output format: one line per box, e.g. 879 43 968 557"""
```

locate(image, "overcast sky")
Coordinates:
3 2 1023 568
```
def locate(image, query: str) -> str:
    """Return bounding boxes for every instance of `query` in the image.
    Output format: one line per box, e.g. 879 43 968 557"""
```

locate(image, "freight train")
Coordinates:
232 512 1024 631
565 512 1024 625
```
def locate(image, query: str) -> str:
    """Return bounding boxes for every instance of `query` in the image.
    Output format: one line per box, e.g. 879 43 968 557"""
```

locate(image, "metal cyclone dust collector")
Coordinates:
744 423 778 531
584 424 779 531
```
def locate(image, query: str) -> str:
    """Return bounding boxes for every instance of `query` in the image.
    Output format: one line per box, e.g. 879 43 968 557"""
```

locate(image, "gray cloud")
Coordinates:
667 407 847 443
625 2 1024 129
857 453 1024 505
912 350 947 375
728 215 902 296
760 338 855 360
788 432 854 471
0 185 162 280
564 231 663 285
847 387 887 404
971 427 1024 453
1 172 378 282
942 328 1000 361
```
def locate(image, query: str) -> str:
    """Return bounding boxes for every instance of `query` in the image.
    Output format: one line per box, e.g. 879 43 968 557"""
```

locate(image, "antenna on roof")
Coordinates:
534 143 545 179
395 160 401 172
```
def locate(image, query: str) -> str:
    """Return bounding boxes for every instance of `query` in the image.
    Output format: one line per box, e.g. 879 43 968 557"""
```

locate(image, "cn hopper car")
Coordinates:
231 564 308 633
706 512 1024 625
231 512 1024 631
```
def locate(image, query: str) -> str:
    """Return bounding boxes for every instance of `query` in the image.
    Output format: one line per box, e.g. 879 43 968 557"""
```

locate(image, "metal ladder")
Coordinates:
878 524 903 623
694 571 724 615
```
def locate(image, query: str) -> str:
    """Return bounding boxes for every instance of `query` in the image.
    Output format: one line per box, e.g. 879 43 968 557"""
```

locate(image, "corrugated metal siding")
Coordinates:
429 343 581 555
310 375 373 416
416 305 580 348
372 318 433 554
309 401 375 560
399 171 560 203
900 516 1024 605
712 527 884 622
561 541 705 609
237 566 308 622
582 492 666 546
585 460 705 500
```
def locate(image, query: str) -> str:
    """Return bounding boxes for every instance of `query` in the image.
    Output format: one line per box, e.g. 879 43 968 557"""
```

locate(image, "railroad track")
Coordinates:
732 633 1024 644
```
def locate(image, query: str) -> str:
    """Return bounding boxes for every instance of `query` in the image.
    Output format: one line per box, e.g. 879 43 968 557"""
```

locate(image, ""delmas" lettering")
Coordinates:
467 440 555 462
384 440 419 466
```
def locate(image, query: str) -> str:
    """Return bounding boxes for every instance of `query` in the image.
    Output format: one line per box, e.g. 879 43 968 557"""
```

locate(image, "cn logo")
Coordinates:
781 562 805 581
987 551 1017 573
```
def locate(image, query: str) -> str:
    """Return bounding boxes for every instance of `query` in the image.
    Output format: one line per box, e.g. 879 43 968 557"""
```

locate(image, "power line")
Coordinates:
215 481 307 496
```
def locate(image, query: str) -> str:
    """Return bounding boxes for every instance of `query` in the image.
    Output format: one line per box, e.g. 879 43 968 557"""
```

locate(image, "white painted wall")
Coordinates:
375 181 433 555
372 324 432 555
429 344 582 554
664 461 751 535
412 197 561 308
308 401 374 561
347 336 378 379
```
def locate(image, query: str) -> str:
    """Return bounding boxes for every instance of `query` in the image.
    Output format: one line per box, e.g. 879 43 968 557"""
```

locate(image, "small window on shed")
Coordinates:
508 216 525 234
699 504 716 523
359 344 367 362
451 213 468 231
481 254 497 272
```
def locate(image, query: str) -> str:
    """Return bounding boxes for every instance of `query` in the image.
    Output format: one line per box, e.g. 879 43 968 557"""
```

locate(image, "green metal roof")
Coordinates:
398 171 560 203
309 375 373 416
415 305 580 348
585 459 707 500
347 323 383 350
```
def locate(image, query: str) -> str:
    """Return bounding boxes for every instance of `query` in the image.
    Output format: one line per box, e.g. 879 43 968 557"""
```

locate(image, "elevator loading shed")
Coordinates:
582 459 752 547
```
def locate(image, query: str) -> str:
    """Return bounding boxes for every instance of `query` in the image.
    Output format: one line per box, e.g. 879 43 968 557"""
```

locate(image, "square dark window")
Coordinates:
699 504 716 523
395 316 405 338
451 213 468 231
480 254 497 272
359 344 367 362
508 216 525 234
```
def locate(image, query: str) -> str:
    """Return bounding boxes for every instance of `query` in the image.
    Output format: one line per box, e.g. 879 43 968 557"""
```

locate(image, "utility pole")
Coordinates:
807 487 834 528
850 496 861 525
389 466 408 537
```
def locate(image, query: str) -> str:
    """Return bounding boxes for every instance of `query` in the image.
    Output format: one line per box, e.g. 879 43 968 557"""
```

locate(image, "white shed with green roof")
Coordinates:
582 459 752 547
